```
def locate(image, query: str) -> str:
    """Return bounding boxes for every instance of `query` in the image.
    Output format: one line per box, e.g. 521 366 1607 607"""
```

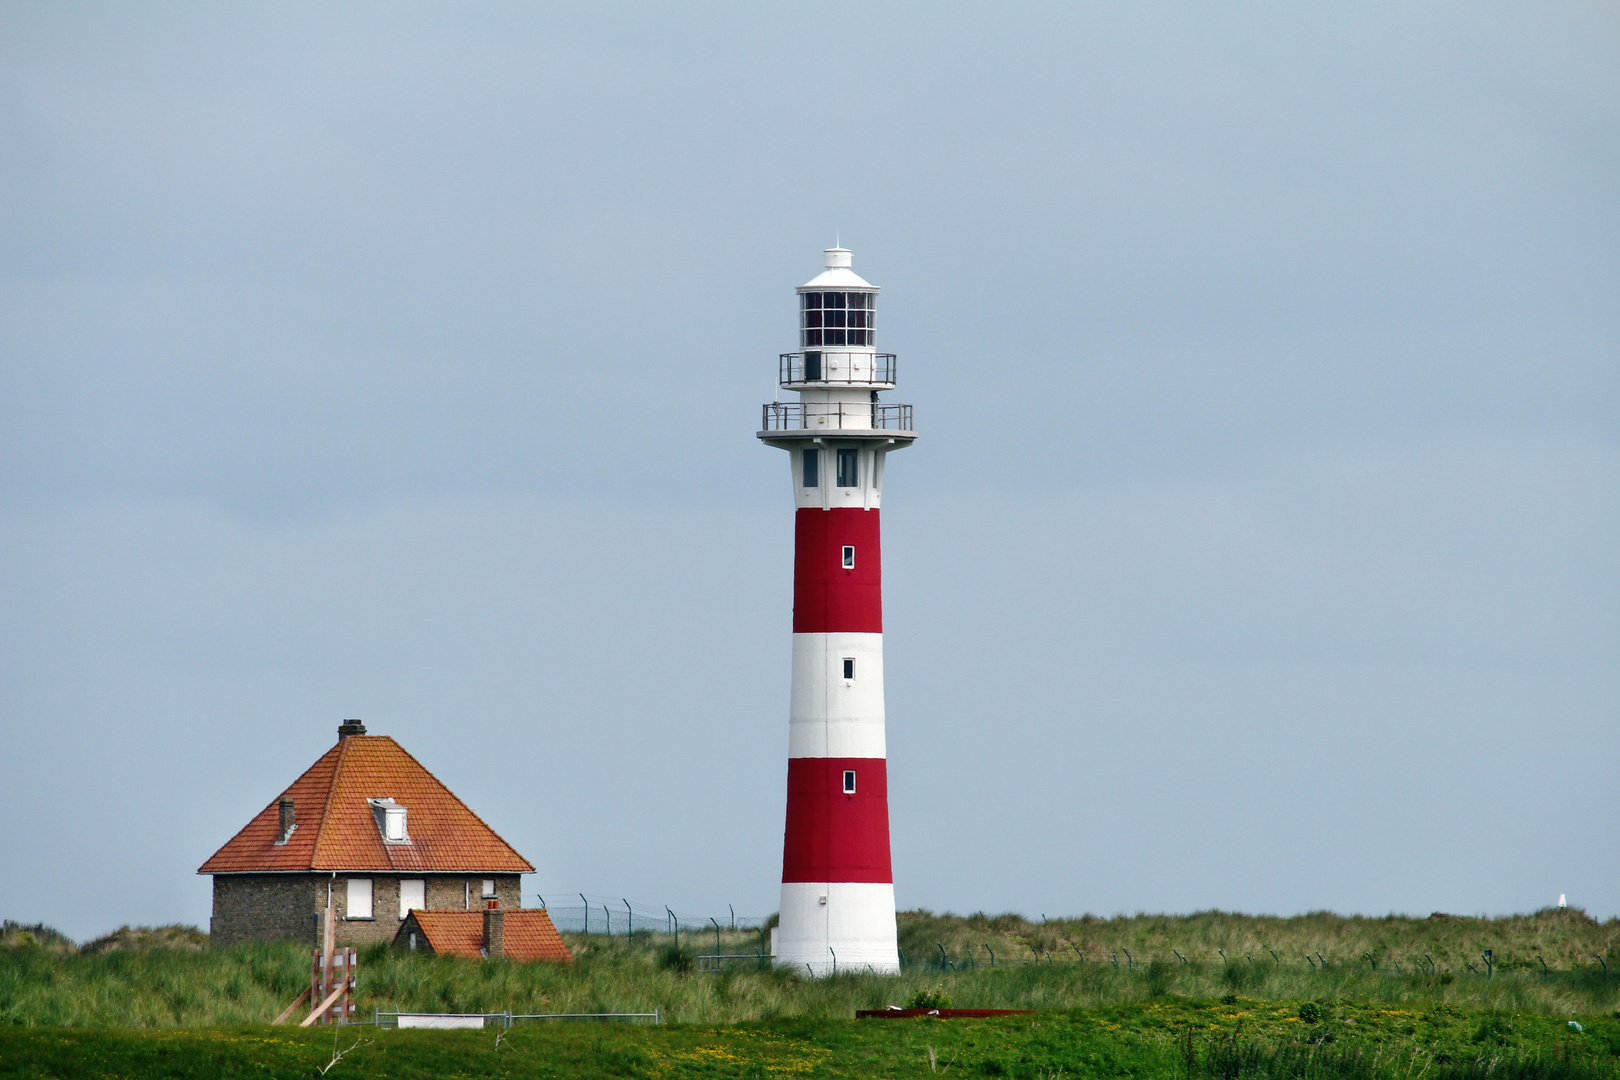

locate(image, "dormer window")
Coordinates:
368 798 410 844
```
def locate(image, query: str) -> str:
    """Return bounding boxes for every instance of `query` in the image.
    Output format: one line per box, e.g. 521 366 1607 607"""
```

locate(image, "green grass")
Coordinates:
5 907 1620 1077
3 999 1620 1079
2 908 1616 1028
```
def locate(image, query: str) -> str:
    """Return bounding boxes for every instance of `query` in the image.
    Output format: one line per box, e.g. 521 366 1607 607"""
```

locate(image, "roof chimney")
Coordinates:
275 798 296 845
337 719 366 739
483 902 505 959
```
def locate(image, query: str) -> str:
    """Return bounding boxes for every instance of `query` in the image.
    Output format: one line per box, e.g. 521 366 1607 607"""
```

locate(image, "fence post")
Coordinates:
580 894 589 935
625 899 633 937
729 904 735 931
712 918 721 960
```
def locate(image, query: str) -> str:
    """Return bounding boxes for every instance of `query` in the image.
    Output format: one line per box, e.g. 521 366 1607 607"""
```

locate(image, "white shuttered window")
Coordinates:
399 879 425 919
346 878 373 919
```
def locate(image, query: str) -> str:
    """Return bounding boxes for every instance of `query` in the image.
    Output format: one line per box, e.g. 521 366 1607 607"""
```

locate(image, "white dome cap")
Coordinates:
800 246 876 291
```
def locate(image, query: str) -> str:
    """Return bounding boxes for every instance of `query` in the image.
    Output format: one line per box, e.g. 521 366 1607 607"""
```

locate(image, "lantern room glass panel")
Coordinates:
802 291 876 349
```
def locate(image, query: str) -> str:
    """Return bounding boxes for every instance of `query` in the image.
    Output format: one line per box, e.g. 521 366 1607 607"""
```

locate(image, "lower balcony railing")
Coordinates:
760 401 914 433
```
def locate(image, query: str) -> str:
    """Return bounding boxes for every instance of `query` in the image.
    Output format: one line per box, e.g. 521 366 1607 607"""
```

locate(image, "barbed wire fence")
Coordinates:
533 894 770 940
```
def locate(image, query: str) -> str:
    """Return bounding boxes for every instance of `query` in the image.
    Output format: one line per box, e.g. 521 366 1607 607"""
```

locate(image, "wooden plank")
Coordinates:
299 979 352 1028
271 987 312 1026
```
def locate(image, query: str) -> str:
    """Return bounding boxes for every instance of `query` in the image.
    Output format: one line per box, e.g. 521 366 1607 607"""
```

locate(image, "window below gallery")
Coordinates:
842 545 856 570
843 770 857 795
802 448 819 488
836 448 859 487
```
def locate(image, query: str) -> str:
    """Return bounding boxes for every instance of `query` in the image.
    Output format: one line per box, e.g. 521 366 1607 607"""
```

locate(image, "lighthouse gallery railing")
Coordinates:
760 401 914 433
779 352 897 386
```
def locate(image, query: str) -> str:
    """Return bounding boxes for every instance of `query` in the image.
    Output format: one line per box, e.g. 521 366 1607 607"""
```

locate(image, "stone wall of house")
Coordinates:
211 873 525 948
210 875 323 947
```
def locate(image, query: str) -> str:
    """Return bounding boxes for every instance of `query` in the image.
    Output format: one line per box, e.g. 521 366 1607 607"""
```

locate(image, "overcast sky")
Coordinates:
2 2 1616 942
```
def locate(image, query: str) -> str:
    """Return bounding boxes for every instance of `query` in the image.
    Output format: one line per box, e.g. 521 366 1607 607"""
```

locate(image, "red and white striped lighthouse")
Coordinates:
759 247 915 975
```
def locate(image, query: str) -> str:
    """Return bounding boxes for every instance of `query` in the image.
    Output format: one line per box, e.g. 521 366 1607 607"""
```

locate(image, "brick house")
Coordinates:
199 722 537 949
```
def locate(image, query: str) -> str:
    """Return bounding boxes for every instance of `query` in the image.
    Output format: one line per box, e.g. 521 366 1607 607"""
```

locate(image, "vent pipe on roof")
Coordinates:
338 719 366 738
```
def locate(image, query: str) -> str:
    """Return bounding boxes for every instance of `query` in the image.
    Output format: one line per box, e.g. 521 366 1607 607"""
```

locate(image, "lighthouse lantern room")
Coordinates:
758 247 916 975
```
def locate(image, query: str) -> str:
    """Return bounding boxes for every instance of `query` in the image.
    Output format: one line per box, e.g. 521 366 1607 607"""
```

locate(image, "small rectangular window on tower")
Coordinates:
802 448 819 487
842 545 855 569
842 657 855 680
836 448 859 487
843 770 857 794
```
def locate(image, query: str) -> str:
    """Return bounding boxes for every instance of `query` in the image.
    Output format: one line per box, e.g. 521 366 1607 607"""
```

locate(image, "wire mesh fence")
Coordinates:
534 894 770 938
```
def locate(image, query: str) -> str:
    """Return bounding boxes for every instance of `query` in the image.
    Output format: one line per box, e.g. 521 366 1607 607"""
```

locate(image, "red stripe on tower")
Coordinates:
781 757 893 882
793 508 882 633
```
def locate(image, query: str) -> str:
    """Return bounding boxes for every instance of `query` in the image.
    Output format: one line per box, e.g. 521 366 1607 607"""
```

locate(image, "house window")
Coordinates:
842 657 855 680
801 291 876 348
482 879 497 899
843 770 857 794
399 879 425 919
802 448 819 488
842 545 855 569
836 448 859 487
346 878 373 920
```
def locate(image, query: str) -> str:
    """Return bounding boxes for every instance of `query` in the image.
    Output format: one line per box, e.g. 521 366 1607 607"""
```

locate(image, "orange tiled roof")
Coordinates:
198 735 534 874
402 909 572 963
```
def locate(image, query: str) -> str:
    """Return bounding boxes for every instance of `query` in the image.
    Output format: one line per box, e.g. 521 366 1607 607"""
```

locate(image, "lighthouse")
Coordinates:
758 247 915 975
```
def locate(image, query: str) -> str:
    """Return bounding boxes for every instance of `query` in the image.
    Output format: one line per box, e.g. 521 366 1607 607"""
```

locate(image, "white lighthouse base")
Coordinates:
776 882 900 976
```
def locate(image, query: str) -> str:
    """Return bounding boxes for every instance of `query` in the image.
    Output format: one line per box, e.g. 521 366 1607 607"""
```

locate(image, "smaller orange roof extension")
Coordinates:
399 910 572 963
198 734 534 875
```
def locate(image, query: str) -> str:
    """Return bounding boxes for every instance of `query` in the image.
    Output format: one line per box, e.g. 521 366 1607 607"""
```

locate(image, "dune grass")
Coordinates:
898 907 1620 975
1 908 1616 1028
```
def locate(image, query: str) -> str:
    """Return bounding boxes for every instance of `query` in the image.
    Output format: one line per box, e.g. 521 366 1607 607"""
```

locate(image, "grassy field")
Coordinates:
2 998 1619 1079
3 908 1618 1078
1 908 1616 1028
